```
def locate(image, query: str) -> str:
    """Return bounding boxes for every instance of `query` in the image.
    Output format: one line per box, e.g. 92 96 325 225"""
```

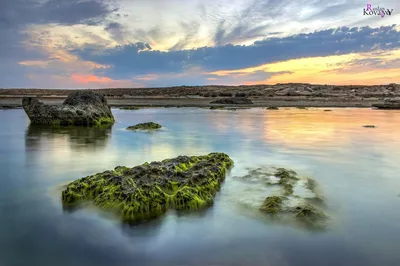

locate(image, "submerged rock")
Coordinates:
22 90 114 126
235 166 328 229
127 122 162 131
62 153 233 222
210 97 253 105
363 125 376 128
266 106 279 110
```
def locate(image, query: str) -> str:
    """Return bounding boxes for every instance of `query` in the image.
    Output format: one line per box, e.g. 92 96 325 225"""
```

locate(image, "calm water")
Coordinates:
1 107 400 266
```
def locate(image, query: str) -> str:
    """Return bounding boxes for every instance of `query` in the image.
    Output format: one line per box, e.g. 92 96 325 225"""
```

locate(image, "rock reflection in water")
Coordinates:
25 123 113 151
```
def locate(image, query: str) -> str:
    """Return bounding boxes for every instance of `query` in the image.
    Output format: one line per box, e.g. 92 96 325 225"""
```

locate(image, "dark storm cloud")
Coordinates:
76 25 400 79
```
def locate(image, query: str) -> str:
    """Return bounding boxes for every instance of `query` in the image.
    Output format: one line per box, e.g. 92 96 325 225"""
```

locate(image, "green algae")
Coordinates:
291 204 327 223
274 168 299 196
50 116 115 126
126 122 162 131
120 106 140 110
210 106 225 110
260 196 286 214
62 153 233 223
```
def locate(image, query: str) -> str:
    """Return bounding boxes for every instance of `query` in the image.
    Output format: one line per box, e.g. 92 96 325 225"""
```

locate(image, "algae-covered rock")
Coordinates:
236 166 328 229
62 153 233 222
260 196 286 214
210 106 225 110
127 122 162 131
22 90 114 126
120 106 140 110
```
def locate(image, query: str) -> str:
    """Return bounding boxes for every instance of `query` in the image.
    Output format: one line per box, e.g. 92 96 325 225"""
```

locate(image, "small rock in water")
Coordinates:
363 125 376 128
323 109 332 112
266 106 279 110
127 122 162 131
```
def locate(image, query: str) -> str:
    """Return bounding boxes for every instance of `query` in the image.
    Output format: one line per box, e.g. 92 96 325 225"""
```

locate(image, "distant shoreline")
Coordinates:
0 83 398 108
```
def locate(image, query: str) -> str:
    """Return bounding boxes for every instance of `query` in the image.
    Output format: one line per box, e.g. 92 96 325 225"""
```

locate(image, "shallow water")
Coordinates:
1 107 400 266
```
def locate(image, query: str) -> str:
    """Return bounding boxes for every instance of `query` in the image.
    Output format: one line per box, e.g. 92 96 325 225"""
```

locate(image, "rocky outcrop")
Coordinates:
372 98 400 109
22 90 114 126
62 153 233 223
210 97 253 105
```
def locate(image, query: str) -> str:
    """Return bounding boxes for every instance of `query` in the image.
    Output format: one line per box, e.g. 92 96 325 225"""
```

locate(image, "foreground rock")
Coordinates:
23 90 114 126
127 122 162 131
210 97 253 105
372 98 400 109
62 153 233 222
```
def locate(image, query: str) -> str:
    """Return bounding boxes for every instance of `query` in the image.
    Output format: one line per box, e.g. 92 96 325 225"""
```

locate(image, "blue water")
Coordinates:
1 107 400 266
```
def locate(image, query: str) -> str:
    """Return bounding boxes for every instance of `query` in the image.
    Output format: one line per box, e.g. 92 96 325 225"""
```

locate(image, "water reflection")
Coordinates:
25 124 113 151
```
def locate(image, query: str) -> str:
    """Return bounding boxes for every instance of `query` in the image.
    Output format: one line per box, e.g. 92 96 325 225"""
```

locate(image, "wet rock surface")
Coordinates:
127 122 162 131
210 97 253 105
22 90 114 126
62 153 233 223
372 98 400 109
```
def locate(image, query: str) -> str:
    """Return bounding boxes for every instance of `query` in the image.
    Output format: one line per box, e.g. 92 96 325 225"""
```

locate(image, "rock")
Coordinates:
120 106 140 110
305 87 313 92
372 98 400 109
22 90 114 126
210 97 253 105
62 152 233 222
127 122 162 131
210 106 225 110
323 109 332 112
266 106 279 110
363 125 376 128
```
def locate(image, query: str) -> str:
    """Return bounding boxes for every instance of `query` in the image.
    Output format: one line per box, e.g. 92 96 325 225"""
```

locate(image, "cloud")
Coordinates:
75 25 400 79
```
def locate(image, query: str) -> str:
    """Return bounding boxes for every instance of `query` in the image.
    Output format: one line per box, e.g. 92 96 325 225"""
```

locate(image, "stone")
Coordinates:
210 97 253 105
62 153 233 223
372 98 400 109
22 90 114 126
127 122 162 131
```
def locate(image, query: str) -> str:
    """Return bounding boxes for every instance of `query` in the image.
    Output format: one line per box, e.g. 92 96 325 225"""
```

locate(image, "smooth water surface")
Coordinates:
1 107 400 266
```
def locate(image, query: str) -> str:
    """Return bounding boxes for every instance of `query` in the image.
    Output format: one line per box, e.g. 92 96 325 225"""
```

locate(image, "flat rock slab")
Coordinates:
62 153 233 223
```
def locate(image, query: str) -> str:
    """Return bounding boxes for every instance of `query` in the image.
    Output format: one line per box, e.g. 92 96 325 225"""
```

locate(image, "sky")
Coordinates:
1 0 399 88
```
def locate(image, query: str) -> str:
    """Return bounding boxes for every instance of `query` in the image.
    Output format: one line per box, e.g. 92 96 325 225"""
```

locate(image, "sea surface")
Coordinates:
1 107 400 266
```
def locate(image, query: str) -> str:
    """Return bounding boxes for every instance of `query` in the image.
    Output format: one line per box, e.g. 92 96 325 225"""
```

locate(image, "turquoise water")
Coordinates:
1 107 400 266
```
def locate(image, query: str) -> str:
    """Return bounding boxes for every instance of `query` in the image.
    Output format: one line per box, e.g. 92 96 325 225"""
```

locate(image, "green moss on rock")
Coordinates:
210 106 225 110
62 153 233 222
127 122 162 131
260 196 286 214
120 106 140 110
